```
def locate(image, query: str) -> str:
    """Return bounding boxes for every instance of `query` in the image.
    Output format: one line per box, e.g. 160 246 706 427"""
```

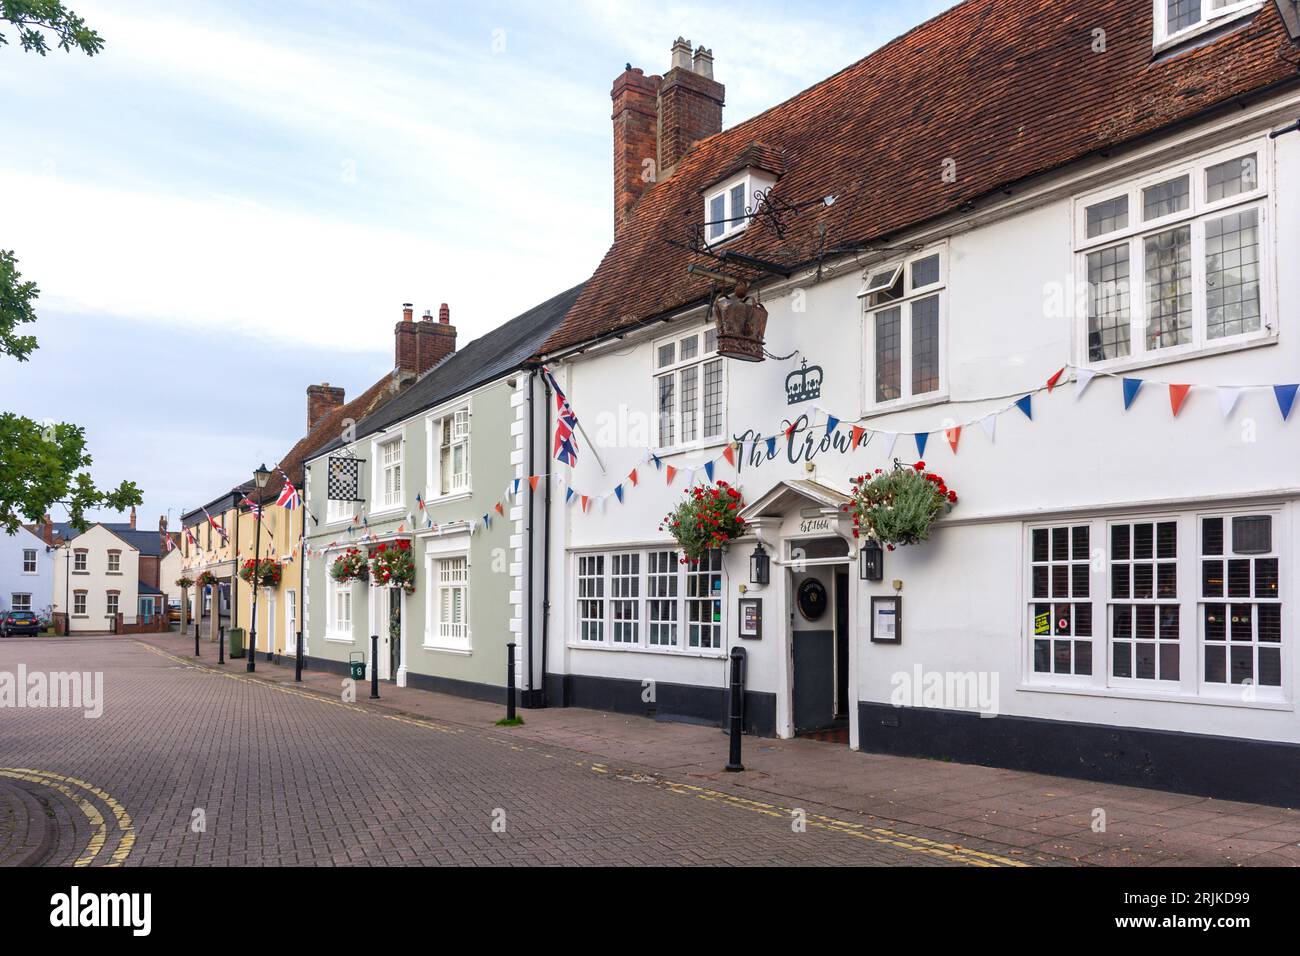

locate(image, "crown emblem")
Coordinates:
785 359 823 405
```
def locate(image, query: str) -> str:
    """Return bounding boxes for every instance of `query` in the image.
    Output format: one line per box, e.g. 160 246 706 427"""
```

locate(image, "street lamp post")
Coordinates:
247 464 272 674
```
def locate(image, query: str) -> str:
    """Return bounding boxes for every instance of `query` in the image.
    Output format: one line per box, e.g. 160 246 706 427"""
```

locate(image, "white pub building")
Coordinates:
534 2 1300 804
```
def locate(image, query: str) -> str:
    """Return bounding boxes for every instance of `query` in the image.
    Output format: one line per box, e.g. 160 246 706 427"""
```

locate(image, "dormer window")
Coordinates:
1154 0 1263 48
704 174 753 244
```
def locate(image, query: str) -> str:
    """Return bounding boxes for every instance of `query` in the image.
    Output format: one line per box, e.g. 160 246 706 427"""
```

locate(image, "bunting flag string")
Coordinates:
290 364 1300 541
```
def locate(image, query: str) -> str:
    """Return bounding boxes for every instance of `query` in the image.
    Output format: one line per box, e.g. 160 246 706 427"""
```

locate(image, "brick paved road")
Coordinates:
0 637 1040 867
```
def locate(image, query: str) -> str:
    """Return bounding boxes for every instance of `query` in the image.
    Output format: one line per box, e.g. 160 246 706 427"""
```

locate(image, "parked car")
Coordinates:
1 610 43 637
168 599 183 625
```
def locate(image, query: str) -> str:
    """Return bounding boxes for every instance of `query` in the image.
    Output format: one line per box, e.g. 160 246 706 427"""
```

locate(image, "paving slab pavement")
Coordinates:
131 630 1300 866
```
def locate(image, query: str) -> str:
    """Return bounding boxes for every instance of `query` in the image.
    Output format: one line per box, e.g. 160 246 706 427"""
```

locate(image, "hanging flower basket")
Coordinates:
239 558 282 588
196 571 218 588
660 481 747 564
368 540 416 593
848 461 958 550
329 548 369 583
175 576 194 589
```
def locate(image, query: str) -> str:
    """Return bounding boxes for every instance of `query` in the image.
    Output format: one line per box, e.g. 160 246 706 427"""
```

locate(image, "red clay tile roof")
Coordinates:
544 0 1299 353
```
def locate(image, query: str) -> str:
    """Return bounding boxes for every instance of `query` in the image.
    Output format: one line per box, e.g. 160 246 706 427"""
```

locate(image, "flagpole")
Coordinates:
574 418 606 474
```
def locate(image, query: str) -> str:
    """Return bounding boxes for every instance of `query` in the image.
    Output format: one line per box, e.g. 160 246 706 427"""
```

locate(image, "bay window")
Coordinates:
1076 139 1270 366
653 327 724 449
861 247 946 407
573 547 724 654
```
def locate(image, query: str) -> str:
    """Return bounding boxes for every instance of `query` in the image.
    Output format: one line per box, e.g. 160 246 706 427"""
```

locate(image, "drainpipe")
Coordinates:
524 369 536 706
540 371 554 707
232 500 239 635
298 489 307 668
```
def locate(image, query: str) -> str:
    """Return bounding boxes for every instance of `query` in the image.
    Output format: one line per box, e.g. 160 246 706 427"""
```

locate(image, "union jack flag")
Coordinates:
543 366 579 466
202 506 228 543
185 527 197 547
275 472 301 511
241 497 262 517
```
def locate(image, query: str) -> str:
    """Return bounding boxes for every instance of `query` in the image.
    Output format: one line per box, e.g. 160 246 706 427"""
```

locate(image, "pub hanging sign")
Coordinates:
327 455 366 502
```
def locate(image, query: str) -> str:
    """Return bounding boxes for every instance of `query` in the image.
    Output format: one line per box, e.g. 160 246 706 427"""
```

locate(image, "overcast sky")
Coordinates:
0 0 950 531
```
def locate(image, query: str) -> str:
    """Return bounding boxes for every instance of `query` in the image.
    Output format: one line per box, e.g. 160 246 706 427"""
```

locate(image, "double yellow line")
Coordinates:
0 768 135 866
592 767 1030 867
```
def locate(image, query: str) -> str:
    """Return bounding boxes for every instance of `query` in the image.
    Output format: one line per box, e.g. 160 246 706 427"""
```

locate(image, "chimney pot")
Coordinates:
657 37 725 174
129 505 137 530
670 37 693 71
402 303 414 322
693 45 714 78
439 303 450 324
422 309 433 321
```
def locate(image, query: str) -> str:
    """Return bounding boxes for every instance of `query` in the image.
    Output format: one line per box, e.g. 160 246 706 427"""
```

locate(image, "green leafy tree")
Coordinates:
1 9 138 534
0 1 103 55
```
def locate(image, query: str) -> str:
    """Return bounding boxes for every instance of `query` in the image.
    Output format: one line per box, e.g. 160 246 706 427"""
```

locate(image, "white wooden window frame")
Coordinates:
107 551 121 573
371 434 404 514
1073 137 1273 371
1197 508 1284 701
11 593 32 612
72 590 87 615
326 574 353 640
105 592 119 617
569 548 726 657
424 543 471 651
651 326 726 453
1106 517 1183 691
1152 0 1263 50
73 550 87 572
1022 506 1287 706
704 172 754 244
860 244 948 413
21 549 37 574
425 400 472 502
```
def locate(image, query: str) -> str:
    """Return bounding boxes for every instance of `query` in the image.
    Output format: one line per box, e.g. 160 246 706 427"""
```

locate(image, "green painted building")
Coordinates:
301 286 581 702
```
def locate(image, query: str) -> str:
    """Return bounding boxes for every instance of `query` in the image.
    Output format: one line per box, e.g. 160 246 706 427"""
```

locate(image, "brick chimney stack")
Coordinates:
397 302 456 377
42 514 53 545
658 39 725 173
307 382 346 430
611 39 724 238
129 505 137 530
612 66 661 238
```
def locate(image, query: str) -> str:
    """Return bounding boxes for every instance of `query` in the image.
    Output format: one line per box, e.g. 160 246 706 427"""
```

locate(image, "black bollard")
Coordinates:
369 634 380 700
218 624 225 665
506 642 517 722
194 619 200 657
294 630 303 682
725 646 746 772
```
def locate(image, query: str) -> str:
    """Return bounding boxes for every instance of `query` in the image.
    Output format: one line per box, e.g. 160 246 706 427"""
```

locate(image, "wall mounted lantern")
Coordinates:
749 541 771 586
860 539 884 582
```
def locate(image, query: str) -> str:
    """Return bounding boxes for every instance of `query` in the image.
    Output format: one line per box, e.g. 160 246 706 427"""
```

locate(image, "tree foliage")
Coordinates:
0 1 103 56
0 250 39 362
